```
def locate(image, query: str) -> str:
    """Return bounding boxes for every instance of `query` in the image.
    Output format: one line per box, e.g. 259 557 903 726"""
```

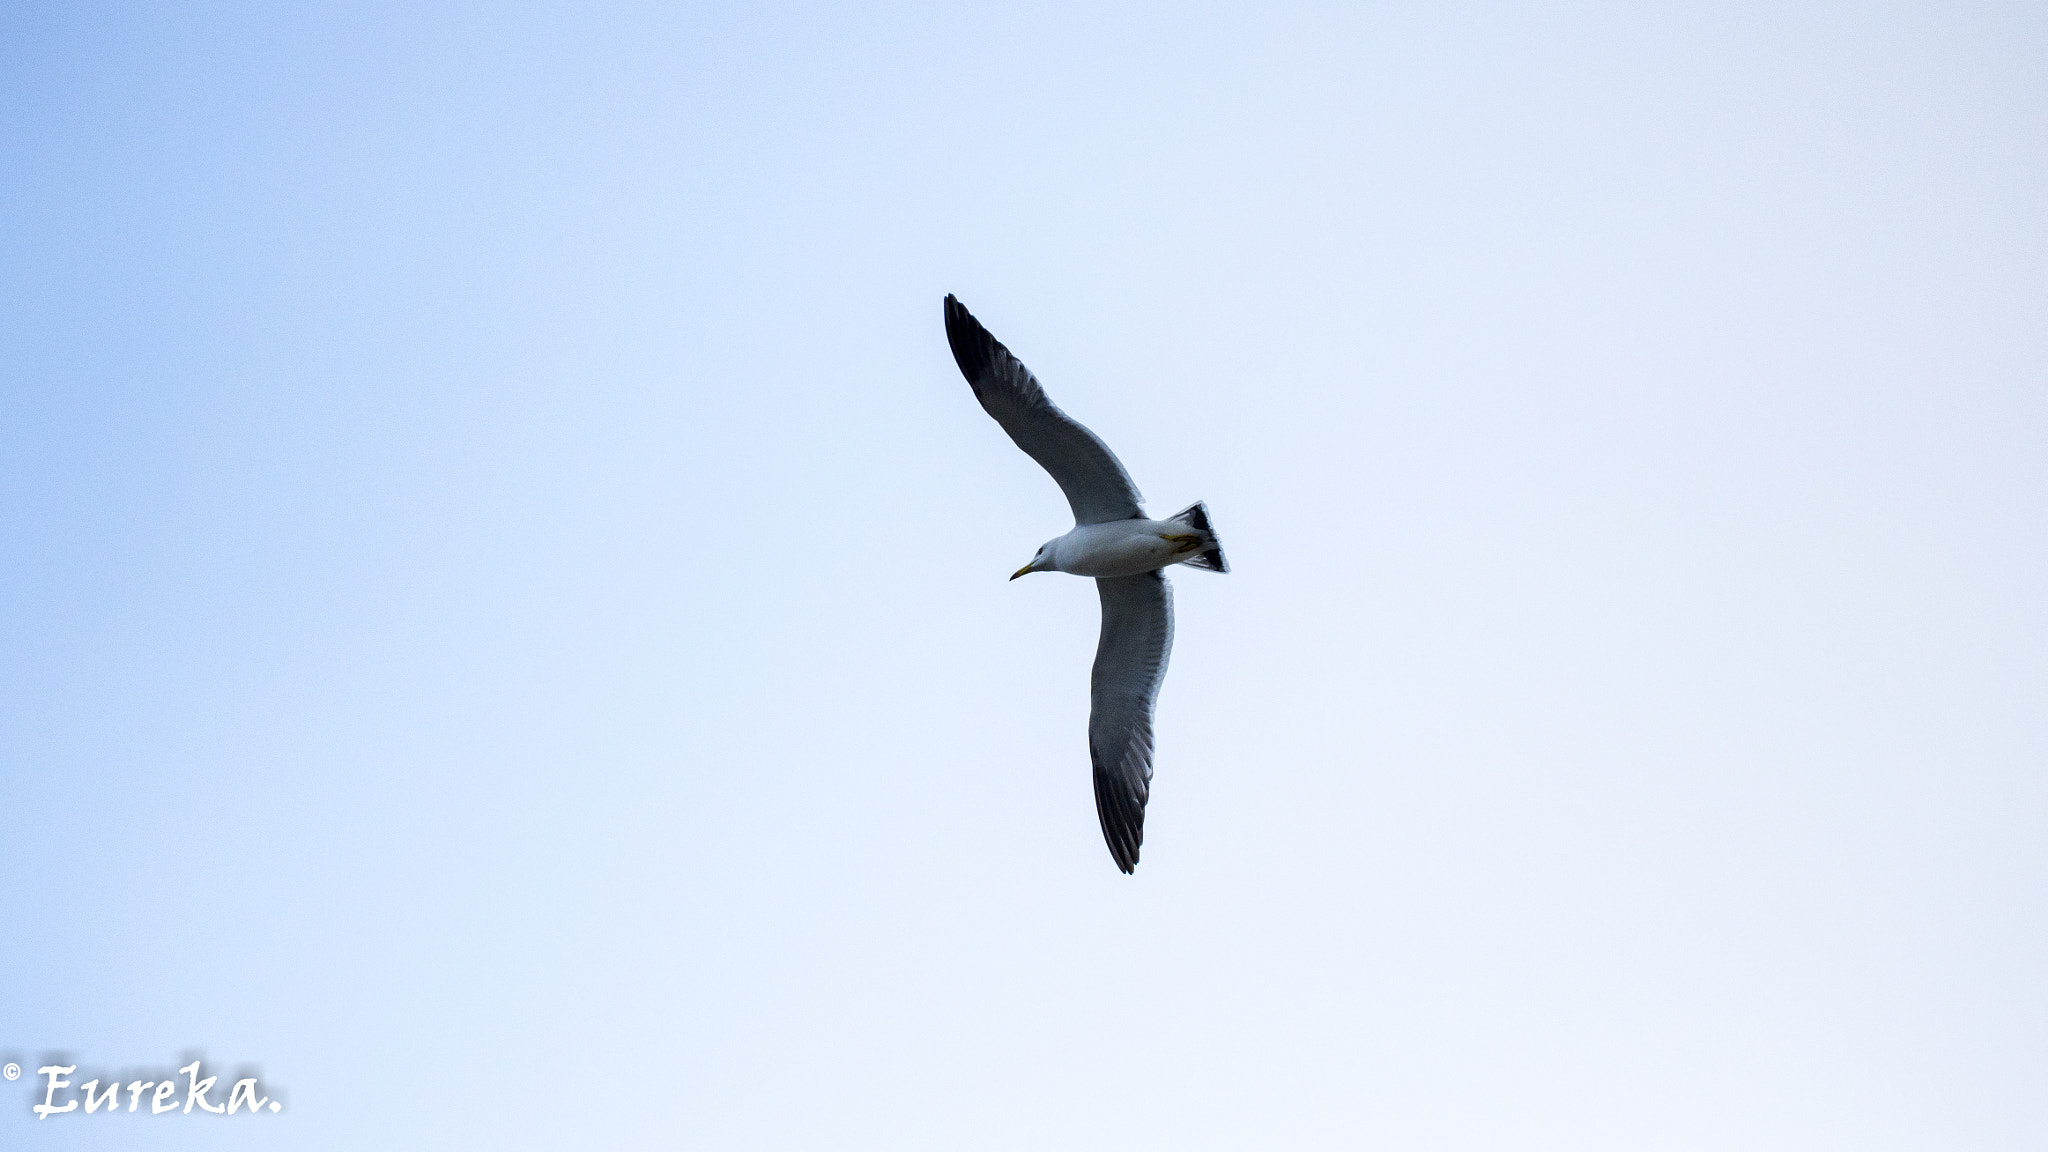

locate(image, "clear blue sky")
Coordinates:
3 1 2044 1147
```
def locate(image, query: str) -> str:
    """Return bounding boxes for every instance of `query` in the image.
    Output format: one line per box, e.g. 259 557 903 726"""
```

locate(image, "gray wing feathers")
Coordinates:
944 295 1144 525
1090 571 1174 873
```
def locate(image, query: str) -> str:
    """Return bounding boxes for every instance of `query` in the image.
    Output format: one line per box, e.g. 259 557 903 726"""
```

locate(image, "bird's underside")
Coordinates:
944 294 1225 873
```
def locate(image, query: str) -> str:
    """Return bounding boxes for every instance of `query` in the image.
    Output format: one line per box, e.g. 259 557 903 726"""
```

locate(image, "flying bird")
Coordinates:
943 294 1228 873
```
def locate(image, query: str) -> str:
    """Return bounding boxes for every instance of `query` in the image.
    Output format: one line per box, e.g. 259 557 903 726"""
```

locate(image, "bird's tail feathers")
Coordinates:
1167 501 1229 573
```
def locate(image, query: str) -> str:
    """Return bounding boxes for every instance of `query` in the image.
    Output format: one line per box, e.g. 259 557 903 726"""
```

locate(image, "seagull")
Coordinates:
943 295 1228 873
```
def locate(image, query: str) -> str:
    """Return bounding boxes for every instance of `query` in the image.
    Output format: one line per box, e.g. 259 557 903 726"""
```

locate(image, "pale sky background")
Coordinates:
3 1 2044 1148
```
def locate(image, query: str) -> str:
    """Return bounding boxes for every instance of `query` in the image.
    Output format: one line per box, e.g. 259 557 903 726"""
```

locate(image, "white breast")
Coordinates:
1053 520 1183 578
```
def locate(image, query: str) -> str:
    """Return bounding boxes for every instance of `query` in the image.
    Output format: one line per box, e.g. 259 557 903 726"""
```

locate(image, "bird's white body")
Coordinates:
1038 519 1210 578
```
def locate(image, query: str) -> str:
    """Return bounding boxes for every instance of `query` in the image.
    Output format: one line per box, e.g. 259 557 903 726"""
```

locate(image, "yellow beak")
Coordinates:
1011 564 1033 581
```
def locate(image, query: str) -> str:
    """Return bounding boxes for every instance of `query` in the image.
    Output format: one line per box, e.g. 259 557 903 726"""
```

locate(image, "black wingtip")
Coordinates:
943 294 989 383
1092 757 1146 874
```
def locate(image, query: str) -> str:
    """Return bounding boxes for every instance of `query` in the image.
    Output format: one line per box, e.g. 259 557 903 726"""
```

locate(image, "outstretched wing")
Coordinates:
1090 571 1174 873
944 295 1144 525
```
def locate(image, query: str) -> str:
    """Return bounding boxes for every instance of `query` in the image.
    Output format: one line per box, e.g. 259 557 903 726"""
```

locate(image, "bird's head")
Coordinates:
1011 542 1056 580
